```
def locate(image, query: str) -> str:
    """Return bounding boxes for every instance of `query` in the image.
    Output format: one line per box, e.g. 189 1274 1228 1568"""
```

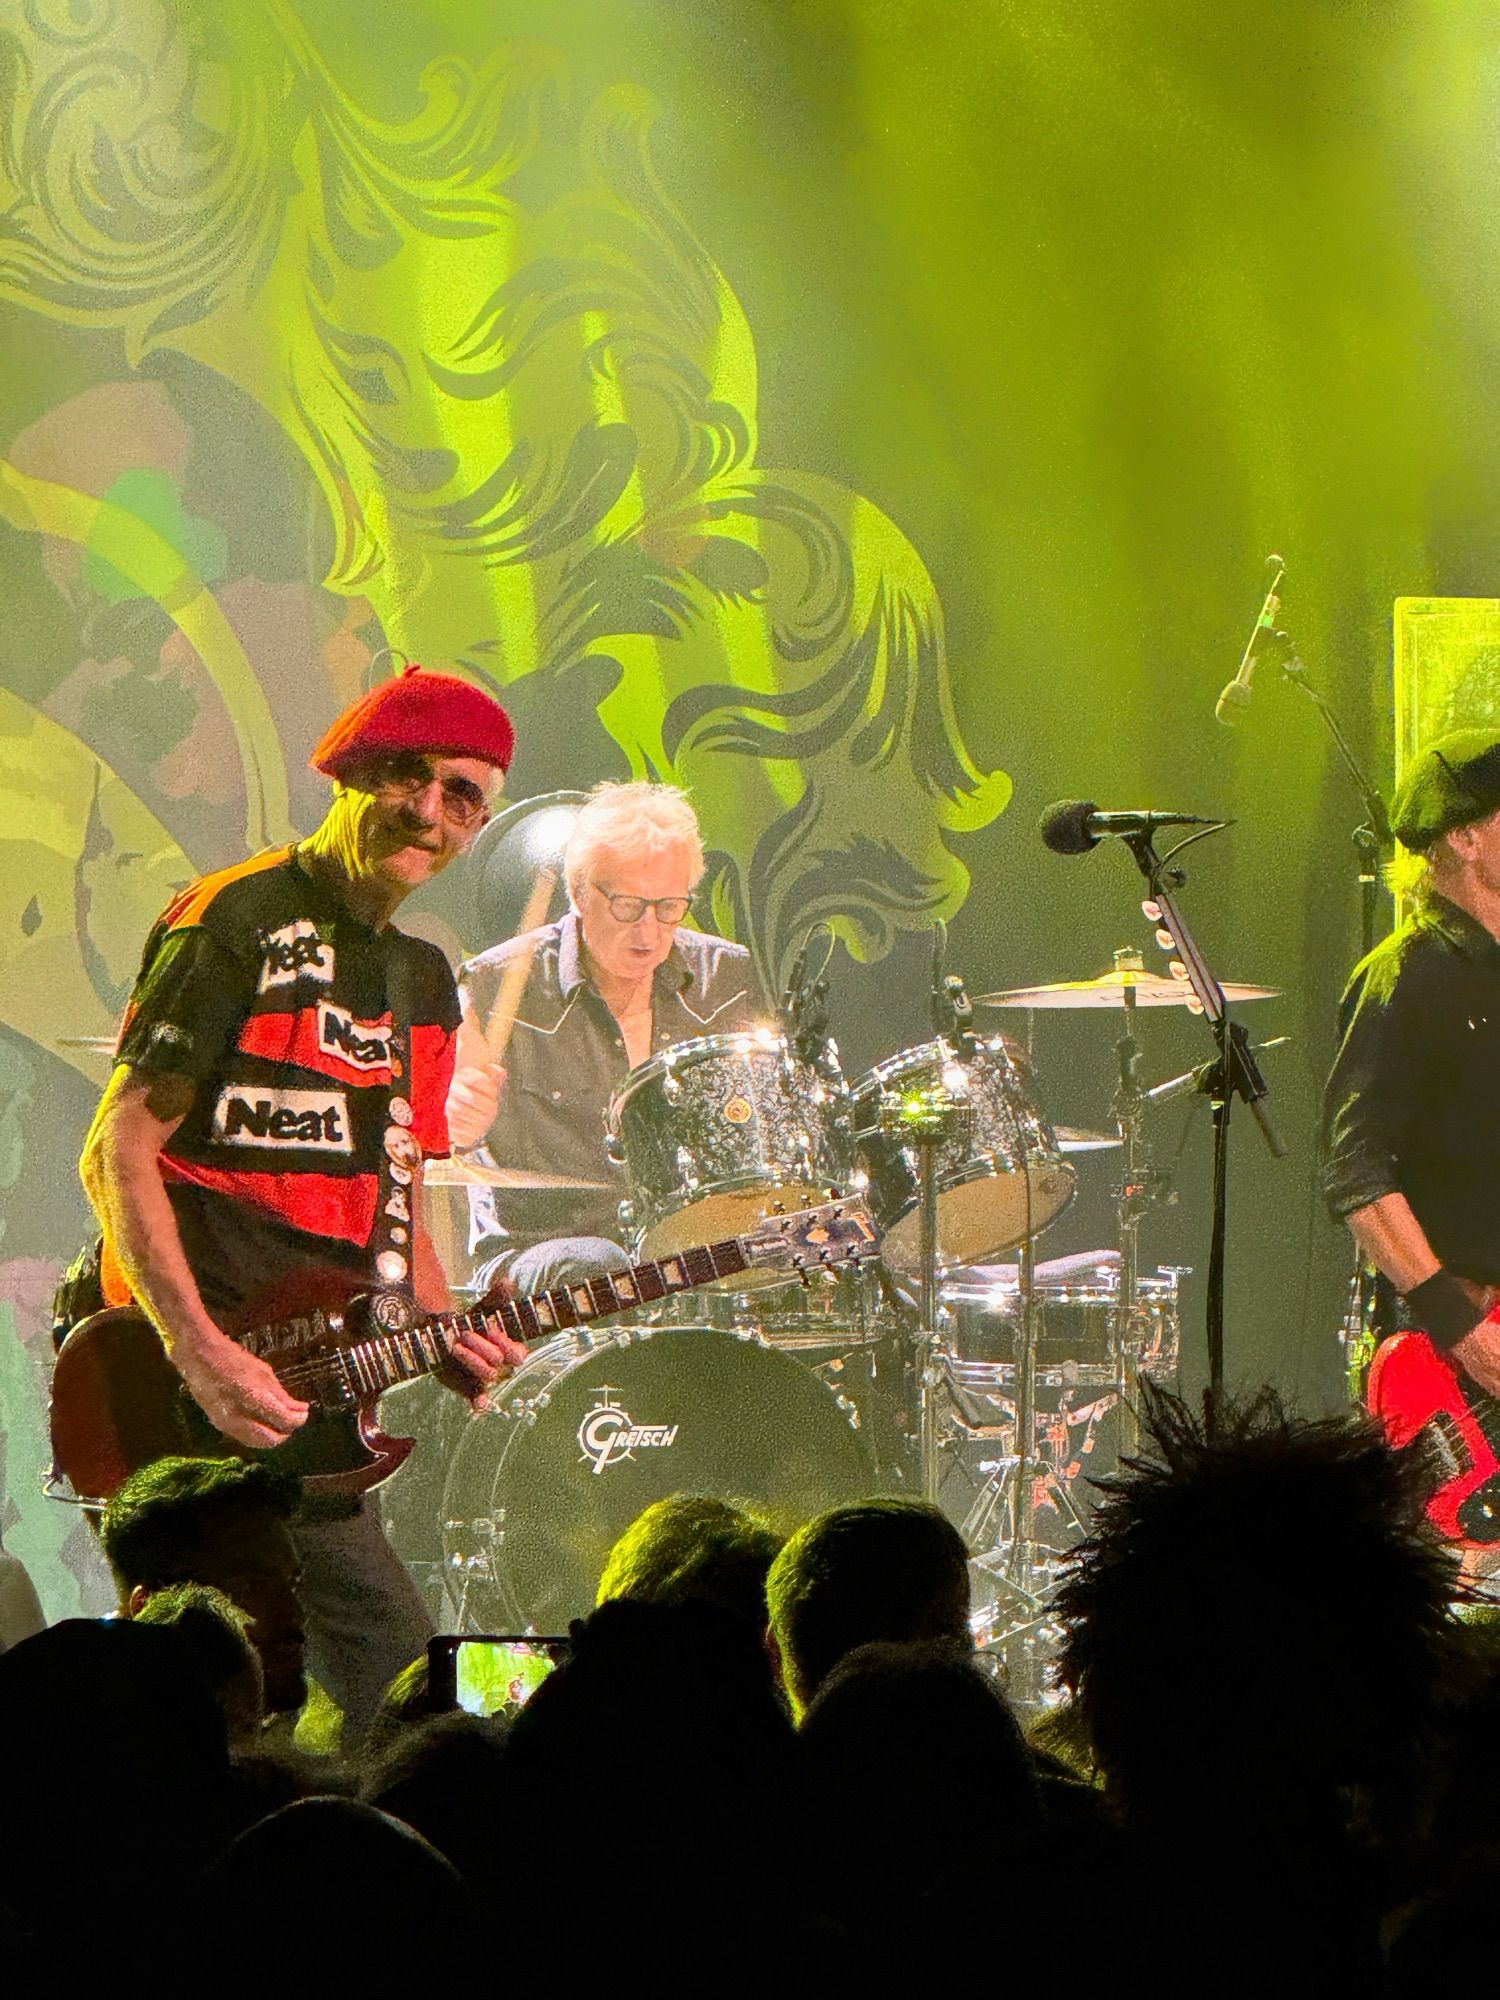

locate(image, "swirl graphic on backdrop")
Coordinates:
0 0 1009 998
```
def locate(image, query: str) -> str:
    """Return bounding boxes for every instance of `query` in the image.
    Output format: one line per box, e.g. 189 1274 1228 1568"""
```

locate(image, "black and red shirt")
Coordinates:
113 847 458 1314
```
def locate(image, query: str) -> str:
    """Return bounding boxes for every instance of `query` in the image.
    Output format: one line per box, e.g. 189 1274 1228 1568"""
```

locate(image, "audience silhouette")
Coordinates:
4 1393 1491 1991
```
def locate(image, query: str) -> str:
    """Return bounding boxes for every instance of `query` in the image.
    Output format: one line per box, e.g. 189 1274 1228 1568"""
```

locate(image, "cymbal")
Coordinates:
467 790 586 944
976 969 1279 1011
1055 1126 1122 1153
424 1157 613 1192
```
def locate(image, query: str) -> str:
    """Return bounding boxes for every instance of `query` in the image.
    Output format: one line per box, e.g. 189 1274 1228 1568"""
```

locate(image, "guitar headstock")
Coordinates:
740 1193 880 1276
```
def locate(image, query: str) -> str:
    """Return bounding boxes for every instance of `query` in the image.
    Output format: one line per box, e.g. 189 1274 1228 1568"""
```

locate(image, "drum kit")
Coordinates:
404 940 1280 1697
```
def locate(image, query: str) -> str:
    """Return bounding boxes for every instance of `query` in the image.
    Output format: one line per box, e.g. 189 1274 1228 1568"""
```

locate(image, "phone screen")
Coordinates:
427 1635 569 1716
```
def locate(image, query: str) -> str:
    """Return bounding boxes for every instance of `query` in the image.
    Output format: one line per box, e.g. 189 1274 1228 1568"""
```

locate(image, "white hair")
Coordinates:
564 781 705 908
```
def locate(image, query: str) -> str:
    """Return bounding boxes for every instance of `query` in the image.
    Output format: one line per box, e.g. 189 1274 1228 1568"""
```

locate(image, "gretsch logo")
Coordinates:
211 1085 352 1153
577 1390 679 1475
317 1001 393 1072
257 919 334 993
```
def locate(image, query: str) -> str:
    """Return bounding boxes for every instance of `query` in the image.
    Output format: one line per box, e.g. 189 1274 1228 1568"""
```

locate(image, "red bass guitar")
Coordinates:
50 1196 878 1507
1366 1318 1500 1543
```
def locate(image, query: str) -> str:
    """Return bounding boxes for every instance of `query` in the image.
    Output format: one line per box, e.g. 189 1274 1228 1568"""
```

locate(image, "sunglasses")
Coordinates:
371 754 491 831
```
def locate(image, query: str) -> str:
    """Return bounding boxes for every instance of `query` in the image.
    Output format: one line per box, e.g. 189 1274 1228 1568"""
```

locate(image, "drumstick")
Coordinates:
483 865 558 1062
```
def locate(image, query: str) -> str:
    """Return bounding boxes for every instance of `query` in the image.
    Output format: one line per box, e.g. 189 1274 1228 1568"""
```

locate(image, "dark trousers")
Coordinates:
292 1501 433 1742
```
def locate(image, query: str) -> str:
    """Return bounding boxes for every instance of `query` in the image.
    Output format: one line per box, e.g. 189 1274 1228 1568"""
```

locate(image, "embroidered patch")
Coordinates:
211 1084 352 1152
257 919 334 994
316 1001 393 1072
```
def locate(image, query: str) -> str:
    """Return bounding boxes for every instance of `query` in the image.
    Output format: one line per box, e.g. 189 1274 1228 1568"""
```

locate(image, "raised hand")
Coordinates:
446 1060 507 1151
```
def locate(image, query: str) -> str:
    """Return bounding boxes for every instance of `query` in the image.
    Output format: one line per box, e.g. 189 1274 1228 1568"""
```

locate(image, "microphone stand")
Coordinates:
1277 641 1392 958
1275 642 1394 1391
1118 828 1287 1420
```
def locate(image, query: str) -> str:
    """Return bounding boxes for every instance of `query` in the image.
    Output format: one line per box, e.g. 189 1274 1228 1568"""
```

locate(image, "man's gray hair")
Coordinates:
564 781 705 908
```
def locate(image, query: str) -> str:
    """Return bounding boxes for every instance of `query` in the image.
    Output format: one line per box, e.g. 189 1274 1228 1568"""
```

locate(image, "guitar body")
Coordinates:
51 1268 415 1506
1367 1325 1500 1543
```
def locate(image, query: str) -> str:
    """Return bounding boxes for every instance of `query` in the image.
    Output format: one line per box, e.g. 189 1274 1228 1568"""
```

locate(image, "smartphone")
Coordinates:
426 1633 570 1717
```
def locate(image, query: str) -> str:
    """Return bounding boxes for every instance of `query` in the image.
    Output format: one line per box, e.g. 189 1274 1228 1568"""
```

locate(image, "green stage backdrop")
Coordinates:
2 0 1498 1612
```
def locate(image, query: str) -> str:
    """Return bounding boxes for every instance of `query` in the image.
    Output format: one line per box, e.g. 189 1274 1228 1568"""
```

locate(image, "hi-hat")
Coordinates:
977 969 1279 1010
424 1158 612 1191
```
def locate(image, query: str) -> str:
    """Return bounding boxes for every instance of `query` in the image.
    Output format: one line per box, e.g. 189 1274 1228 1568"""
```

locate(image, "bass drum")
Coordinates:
442 1322 875 1630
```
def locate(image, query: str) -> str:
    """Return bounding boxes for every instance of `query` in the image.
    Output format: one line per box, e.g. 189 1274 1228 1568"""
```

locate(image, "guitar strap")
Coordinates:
366 947 425 1333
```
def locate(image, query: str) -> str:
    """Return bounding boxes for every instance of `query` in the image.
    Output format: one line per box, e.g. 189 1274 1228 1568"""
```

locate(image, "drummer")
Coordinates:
446 781 760 1296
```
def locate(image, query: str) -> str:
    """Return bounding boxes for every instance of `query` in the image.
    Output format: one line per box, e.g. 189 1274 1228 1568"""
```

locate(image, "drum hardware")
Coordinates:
941 1262 1187 1700
974 967 1280 1011
1055 1126 1122 1153
1108 956 1167 1459
422 1158 614 1191
877 1076 973 1502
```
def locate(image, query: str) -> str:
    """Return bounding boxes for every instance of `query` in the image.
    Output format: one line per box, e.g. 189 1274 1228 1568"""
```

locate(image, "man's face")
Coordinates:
347 752 501 894
192 1516 308 1716
577 843 696 988
1450 806 1500 895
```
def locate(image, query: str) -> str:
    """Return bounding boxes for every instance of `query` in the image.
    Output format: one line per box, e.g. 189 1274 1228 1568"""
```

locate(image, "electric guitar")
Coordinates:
50 1195 879 1506
1367 1314 1500 1542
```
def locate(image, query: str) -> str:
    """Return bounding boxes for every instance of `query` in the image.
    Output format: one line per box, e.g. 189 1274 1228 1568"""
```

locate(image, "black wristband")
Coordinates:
1404 1271 1485 1353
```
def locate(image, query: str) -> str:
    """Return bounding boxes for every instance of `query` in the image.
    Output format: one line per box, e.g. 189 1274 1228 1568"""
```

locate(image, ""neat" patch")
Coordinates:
211 1085 352 1152
317 1001 393 1072
257 919 334 993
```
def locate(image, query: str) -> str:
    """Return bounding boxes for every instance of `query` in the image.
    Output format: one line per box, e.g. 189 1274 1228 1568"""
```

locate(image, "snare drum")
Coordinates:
941 1257 1183 1394
851 1037 1075 1274
608 1029 849 1282
441 1320 875 1629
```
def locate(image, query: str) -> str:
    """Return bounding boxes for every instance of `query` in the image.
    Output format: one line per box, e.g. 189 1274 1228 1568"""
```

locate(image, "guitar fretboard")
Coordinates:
291 1235 752 1405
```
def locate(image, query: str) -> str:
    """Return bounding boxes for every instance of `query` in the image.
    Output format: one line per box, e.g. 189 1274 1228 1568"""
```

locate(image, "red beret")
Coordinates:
311 664 515 779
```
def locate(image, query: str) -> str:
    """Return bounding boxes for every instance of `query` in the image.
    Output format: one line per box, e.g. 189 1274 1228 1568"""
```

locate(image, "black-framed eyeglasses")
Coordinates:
371 753 492 831
594 884 693 926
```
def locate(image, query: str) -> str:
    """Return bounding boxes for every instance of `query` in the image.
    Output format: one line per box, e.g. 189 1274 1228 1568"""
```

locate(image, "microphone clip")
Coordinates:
932 971 977 1052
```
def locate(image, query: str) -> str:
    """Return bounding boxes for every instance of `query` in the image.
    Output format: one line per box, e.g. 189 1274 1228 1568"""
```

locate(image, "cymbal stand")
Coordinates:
989 1035 1052 1703
878 1080 973 1502
1107 955 1176 1455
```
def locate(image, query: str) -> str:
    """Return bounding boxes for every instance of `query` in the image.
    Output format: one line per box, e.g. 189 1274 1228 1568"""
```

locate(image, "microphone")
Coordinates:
1215 555 1286 726
1039 800 1219 855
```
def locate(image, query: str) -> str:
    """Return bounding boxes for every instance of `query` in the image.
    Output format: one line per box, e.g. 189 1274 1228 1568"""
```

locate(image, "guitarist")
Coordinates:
1324 728 1500 1432
76 663 525 1735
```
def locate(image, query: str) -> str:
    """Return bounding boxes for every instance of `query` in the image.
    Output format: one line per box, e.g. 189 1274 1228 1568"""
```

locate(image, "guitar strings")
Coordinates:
246 1222 830 1401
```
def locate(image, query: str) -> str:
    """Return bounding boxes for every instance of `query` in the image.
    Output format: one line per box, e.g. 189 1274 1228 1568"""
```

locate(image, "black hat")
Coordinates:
1392 728 1500 852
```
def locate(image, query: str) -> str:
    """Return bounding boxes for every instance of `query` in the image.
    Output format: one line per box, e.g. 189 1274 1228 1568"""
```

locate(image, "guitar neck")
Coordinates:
314 1235 754 1400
